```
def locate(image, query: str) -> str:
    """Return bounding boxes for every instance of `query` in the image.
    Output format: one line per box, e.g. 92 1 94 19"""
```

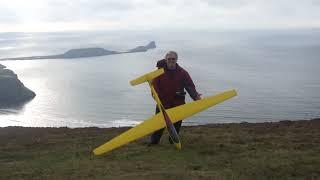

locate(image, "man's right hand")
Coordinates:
194 94 202 101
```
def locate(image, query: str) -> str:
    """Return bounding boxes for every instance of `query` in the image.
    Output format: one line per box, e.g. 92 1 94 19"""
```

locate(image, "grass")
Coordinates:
0 119 320 180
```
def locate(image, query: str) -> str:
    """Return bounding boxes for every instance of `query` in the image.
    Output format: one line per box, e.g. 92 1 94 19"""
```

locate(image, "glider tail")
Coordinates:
130 68 164 86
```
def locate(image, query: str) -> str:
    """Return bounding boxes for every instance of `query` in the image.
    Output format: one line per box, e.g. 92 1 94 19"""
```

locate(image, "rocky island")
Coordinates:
126 41 156 53
0 64 36 106
0 41 156 60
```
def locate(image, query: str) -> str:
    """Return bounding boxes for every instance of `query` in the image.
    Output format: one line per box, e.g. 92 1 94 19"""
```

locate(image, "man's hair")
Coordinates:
165 51 178 60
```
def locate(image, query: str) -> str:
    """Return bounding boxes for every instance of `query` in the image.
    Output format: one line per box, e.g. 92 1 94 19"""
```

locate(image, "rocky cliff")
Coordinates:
0 64 36 106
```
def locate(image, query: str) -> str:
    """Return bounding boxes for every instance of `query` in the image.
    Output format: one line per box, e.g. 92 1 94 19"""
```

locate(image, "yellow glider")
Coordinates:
93 89 237 155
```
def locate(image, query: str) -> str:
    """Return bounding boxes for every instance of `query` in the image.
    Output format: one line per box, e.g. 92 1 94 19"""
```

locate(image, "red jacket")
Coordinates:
152 59 199 109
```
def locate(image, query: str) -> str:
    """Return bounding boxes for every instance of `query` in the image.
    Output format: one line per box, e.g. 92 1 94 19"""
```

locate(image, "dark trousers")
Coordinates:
150 107 182 144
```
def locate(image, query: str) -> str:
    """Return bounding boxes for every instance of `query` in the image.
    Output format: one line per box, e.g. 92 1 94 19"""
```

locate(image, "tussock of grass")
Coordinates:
1 119 320 180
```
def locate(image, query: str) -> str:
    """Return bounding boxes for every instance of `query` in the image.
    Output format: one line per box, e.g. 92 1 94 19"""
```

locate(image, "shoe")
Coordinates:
169 138 173 144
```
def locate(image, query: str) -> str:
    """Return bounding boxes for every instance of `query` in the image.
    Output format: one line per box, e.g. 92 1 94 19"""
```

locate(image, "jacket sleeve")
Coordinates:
153 60 165 94
183 71 199 100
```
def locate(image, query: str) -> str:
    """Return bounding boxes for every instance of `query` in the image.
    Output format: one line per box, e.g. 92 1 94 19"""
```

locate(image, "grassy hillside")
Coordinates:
1 119 319 180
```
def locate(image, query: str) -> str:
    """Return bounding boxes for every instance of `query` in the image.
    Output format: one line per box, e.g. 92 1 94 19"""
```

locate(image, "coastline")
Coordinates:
1 118 319 179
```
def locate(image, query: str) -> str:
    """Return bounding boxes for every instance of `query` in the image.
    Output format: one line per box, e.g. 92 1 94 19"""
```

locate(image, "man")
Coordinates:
151 51 201 144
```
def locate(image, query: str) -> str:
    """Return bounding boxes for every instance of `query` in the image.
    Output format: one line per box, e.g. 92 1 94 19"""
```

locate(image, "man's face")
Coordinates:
166 53 177 70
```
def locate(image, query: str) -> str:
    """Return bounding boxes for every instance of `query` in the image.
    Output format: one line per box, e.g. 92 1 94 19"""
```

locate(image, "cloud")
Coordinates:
0 7 19 23
0 0 319 32
44 0 136 22
200 0 249 8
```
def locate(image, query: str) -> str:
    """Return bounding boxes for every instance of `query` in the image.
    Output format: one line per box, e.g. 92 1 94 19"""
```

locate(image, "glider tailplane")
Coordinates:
130 68 164 86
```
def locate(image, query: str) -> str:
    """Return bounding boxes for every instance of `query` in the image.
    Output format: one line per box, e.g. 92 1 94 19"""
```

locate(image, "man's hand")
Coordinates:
194 93 202 101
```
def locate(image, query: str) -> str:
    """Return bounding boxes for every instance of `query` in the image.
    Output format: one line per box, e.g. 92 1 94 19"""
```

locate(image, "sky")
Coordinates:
0 0 319 32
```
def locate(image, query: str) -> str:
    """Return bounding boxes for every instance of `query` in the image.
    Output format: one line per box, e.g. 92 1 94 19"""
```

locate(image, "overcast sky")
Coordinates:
0 0 319 32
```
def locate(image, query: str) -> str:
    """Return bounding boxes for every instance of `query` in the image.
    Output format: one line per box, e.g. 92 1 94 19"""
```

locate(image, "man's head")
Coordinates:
165 51 178 70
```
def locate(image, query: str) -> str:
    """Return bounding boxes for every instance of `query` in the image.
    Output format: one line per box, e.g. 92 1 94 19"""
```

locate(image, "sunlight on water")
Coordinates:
1 30 320 127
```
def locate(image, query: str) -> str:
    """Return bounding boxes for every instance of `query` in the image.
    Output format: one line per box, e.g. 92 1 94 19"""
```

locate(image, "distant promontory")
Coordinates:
0 64 36 106
0 41 156 61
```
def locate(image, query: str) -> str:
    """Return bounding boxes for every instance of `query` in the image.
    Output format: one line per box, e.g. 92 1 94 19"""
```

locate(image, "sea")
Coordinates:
0 29 319 127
